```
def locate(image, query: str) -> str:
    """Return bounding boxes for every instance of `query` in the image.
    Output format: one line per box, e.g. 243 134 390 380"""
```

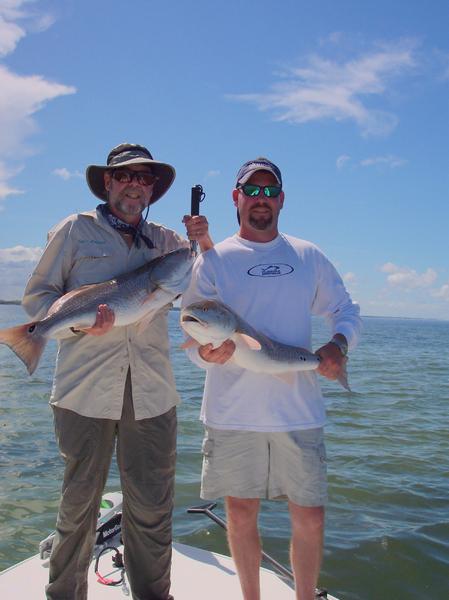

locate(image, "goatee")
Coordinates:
249 212 273 230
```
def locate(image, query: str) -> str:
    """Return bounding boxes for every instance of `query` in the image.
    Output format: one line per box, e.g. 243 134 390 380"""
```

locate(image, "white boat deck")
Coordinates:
0 541 306 599
0 491 339 599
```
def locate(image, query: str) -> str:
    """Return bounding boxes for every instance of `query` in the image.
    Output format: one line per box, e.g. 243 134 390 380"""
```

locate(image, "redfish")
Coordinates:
0 248 193 375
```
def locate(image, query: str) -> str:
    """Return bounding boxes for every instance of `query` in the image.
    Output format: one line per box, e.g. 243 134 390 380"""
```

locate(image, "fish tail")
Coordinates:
337 361 352 392
0 322 47 375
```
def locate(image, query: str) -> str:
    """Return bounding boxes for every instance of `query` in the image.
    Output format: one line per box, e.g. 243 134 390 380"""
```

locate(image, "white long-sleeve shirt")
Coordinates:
182 233 362 432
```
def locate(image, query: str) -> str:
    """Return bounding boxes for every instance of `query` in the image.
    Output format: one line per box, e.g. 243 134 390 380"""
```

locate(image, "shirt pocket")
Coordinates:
70 245 116 286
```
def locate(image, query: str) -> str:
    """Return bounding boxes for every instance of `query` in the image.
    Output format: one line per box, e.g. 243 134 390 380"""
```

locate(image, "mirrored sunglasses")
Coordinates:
111 169 158 186
239 184 282 198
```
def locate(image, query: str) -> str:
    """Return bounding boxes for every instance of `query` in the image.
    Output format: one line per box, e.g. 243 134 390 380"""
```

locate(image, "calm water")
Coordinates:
0 305 448 599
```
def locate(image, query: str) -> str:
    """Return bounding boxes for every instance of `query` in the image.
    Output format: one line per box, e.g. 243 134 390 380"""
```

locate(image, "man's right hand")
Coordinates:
80 304 115 336
198 340 236 364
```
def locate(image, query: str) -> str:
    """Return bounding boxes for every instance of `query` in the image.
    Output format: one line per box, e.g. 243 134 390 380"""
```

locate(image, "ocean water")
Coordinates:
0 305 448 599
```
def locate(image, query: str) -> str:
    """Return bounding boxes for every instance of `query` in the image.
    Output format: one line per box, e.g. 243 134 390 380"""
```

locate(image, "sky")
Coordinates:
0 0 448 320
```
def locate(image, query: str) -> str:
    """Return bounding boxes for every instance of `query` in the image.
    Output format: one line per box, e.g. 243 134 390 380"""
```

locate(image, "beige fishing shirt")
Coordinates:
22 208 189 420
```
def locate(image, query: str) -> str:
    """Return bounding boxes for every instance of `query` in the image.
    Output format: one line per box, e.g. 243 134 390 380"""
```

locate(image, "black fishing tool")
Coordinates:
190 184 206 255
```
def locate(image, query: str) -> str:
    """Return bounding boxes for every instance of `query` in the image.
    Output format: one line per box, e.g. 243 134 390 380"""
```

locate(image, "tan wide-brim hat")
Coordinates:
86 143 176 205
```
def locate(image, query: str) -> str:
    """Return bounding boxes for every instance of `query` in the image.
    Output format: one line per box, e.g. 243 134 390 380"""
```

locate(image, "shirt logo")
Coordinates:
247 263 294 277
78 240 106 244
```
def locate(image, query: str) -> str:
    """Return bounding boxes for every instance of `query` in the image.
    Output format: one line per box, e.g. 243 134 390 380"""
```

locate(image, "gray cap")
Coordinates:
235 157 282 187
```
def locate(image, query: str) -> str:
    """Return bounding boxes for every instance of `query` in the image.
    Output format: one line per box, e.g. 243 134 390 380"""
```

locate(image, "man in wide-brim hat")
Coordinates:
22 142 212 600
87 142 176 205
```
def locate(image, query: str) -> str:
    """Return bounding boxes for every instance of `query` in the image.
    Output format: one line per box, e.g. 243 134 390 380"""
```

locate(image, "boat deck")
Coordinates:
0 541 305 599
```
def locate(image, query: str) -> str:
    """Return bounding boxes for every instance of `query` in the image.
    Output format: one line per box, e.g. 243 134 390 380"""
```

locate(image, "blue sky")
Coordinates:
0 0 448 320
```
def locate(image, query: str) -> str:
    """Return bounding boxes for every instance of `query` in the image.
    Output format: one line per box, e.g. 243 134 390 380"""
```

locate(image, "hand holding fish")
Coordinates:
198 340 236 364
182 215 213 252
78 304 115 336
315 342 348 383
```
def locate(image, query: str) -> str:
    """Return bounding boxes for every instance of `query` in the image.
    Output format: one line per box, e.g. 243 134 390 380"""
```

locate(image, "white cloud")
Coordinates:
381 262 438 289
336 154 351 169
0 245 42 263
0 160 23 199
0 14 25 56
433 284 449 301
343 272 356 283
0 244 43 300
231 39 417 136
29 13 56 33
0 0 28 20
433 49 449 81
0 2 76 203
0 64 76 157
0 0 55 56
53 167 83 180
363 296 446 320
360 155 407 168
319 31 344 47
206 170 220 178
328 31 343 45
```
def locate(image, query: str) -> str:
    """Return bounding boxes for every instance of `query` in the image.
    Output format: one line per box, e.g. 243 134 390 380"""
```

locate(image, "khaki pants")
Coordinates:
46 371 177 600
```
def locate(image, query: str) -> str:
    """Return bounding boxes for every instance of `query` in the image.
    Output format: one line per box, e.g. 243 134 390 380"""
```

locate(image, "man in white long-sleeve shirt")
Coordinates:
182 157 362 600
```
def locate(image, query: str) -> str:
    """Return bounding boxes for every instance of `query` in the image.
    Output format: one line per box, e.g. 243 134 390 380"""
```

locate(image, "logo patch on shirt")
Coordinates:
247 263 294 277
78 240 107 244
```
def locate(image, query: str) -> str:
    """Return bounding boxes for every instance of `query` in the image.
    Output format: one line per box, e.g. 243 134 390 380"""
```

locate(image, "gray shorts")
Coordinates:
200 427 327 507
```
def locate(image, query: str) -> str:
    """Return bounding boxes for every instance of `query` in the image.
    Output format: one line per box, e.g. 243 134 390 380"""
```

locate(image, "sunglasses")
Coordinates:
238 184 282 198
111 169 158 186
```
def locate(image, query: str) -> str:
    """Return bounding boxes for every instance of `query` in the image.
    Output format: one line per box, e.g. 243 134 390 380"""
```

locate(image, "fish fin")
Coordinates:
0 323 47 375
273 372 296 385
337 362 352 392
236 333 261 351
180 337 199 349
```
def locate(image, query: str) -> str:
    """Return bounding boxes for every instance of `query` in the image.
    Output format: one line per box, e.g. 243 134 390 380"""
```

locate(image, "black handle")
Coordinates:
191 184 204 217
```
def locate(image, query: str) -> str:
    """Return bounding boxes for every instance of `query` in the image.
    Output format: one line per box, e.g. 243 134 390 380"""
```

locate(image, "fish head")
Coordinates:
180 300 237 348
150 248 194 295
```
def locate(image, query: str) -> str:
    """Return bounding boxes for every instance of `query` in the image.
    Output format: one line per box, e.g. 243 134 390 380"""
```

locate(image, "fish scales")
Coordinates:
233 317 316 369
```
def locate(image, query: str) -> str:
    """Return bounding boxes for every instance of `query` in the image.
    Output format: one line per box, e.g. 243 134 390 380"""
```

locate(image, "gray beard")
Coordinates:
116 200 145 216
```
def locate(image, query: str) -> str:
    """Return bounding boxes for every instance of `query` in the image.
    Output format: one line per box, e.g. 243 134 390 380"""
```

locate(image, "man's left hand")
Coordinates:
315 342 347 381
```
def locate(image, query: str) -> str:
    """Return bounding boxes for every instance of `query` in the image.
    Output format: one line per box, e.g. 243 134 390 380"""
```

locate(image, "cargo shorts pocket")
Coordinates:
201 436 214 459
